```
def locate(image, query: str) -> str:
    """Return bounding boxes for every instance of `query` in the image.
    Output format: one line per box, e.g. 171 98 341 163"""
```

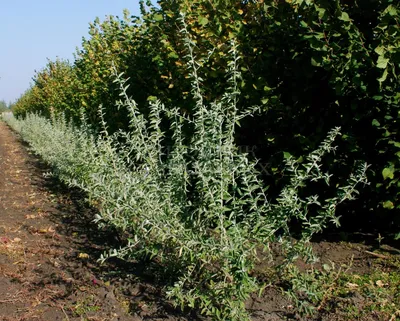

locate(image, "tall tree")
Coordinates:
0 100 9 112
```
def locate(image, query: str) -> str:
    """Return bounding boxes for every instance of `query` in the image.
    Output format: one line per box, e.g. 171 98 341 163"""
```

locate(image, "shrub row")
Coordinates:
12 0 400 234
3 36 367 318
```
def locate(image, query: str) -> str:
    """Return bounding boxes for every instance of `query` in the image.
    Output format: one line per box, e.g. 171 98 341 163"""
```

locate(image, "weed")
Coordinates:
338 268 400 319
71 295 101 318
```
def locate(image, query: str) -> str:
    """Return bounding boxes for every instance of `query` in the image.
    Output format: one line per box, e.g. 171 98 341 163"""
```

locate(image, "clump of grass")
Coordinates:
280 254 400 319
71 295 101 317
335 263 400 319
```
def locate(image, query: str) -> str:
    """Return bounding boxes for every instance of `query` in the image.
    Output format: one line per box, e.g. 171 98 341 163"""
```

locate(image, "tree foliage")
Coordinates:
12 0 400 233
13 59 81 120
0 100 9 112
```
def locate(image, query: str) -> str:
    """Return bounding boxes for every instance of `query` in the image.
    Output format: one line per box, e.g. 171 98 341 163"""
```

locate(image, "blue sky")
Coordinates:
0 0 141 104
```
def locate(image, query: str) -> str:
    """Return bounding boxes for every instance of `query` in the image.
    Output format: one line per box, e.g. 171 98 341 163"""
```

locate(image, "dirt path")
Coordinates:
0 121 152 321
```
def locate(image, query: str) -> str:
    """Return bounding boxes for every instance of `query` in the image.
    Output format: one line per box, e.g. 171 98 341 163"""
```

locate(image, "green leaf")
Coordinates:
311 57 321 66
378 69 388 83
283 151 292 159
382 200 394 209
198 16 209 26
153 14 163 21
382 167 394 180
322 263 331 272
300 20 308 28
385 5 397 16
316 7 326 19
376 56 389 69
374 46 385 56
339 12 351 22
372 119 380 127
389 140 400 148
167 52 179 59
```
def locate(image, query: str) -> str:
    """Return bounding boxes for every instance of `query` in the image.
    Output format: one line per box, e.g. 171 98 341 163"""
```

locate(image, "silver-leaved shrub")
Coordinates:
1 14 368 320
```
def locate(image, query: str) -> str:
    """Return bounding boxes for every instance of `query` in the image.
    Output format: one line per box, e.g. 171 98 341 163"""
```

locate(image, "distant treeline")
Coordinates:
0 100 12 112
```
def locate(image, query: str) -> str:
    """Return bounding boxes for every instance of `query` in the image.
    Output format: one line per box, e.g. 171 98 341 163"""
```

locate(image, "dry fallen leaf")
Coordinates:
346 282 359 289
375 280 387 287
78 252 89 259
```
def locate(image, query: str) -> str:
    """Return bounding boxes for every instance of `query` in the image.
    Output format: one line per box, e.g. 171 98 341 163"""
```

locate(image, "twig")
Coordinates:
60 305 70 321
365 250 388 259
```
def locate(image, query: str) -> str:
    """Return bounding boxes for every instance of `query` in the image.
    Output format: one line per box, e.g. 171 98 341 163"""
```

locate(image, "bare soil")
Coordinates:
0 121 399 321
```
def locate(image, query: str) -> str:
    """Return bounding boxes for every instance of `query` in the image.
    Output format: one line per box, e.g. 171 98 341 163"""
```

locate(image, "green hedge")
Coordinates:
12 0 400 236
